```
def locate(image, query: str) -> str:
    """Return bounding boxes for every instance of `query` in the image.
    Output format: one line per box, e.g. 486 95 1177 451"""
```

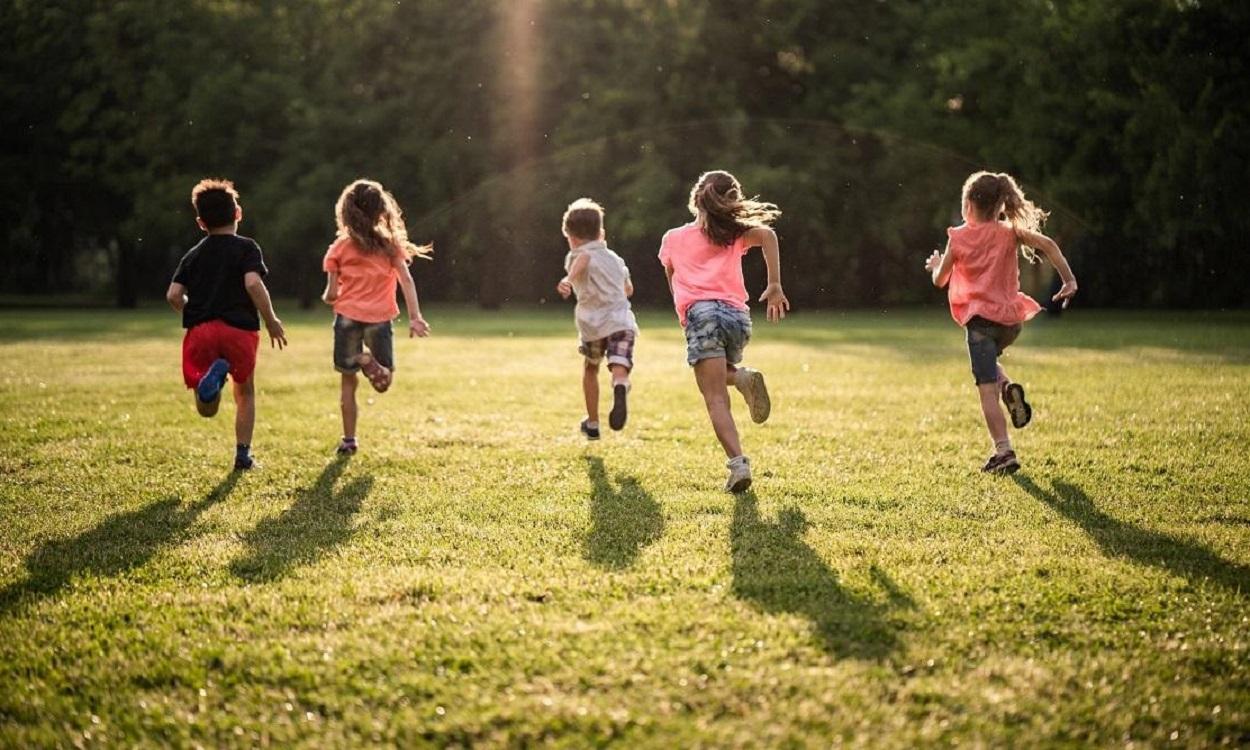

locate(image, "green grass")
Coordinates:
1 306 1248 747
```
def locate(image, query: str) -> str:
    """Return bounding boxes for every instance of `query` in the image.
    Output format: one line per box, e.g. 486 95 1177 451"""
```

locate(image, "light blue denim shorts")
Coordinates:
684 300 752 366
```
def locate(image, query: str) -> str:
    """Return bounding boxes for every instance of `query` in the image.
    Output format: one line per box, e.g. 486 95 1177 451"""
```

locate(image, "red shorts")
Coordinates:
182 320 260 388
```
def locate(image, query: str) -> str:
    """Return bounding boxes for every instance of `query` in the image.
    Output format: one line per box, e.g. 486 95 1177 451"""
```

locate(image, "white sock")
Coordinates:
994 438 1013 455
586 421 599 429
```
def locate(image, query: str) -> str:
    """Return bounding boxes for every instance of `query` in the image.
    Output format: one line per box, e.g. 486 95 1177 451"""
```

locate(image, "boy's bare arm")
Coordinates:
624 276 634 298
166 282 187 312
243 271 287 349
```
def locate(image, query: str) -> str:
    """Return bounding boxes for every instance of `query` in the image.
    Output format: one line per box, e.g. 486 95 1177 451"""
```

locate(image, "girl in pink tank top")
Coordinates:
925 171 1078 474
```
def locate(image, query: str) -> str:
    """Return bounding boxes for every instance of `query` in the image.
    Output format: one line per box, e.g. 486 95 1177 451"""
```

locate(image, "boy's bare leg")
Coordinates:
341 373 359 438
978 383 1010 449
694 357 743 459
233 379 255 446
583 362 600 424
196 392 221 418
608 363 630 387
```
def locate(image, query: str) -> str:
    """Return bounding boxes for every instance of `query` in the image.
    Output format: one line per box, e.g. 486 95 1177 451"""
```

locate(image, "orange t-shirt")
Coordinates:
946 221 1042 326
322 237 403 323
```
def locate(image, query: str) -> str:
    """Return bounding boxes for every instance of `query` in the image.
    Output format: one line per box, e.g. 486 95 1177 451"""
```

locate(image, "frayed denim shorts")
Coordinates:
966 315 1021 384
684 300 752 366
333 314 394 373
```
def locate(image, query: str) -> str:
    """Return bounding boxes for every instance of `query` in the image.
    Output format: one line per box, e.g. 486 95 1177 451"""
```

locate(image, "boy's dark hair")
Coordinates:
562 198 604 241
191 178 240 230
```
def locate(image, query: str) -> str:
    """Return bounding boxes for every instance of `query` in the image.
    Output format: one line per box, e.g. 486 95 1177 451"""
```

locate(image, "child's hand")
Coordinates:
557 277 573 299
266 318 287 350
759 283 790 322
409 317 431 338
924 250 942 273
1052 279 1078 308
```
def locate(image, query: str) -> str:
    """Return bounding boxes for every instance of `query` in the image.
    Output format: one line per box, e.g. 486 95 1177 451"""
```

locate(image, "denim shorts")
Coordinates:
333 314 394 373
966 315 1021 384
579 329 636 369
684 300 752 366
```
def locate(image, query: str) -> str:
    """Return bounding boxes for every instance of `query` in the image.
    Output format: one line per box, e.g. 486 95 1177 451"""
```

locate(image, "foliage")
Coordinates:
1 1 1246 307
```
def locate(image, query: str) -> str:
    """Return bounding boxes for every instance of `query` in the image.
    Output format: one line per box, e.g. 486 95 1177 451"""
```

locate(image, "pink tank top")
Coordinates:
946 221 1042 326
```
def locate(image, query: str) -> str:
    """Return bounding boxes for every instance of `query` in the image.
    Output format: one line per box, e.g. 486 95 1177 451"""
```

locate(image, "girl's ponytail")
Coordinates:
996 173 1048 262
688 170 780 247
962 171 1048 262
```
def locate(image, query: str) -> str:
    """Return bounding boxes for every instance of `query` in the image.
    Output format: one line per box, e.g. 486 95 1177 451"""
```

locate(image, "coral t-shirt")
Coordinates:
945 221 1042 326
658 223 749 326
322 237 404 323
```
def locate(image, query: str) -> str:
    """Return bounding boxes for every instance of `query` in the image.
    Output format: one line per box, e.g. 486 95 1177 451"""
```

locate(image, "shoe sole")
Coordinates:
727 475 753 493
740 371 771 424
196 359 230 403
1003 384 1032 428
609 384 628 431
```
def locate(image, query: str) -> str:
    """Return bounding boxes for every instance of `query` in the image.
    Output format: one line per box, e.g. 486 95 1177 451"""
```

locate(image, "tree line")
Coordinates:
2 0 1246 309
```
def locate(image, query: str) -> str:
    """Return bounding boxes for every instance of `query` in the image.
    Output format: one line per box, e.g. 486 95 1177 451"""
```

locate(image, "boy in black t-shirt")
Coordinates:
166 179 287 470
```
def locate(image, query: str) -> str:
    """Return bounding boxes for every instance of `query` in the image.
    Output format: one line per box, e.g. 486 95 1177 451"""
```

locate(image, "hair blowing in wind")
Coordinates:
336 179 433 260
688 170 781 247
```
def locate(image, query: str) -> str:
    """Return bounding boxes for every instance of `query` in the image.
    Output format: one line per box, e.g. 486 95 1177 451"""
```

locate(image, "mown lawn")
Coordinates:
1 306 1247 747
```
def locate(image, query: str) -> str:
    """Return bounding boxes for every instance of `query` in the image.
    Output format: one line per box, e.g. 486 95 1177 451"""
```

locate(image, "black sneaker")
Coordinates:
336 437 358 455
608 384 629 431
981 450 1020 474
234 453 257 471
580 419 600 441
1002 383 1032 429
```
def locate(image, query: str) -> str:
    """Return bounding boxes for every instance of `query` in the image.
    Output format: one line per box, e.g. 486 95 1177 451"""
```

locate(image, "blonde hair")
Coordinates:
688 170 780 247
962 171 1049 262
335 179 432 260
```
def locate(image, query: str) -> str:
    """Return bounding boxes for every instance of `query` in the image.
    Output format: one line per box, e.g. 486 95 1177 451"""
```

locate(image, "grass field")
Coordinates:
1 306 1248 747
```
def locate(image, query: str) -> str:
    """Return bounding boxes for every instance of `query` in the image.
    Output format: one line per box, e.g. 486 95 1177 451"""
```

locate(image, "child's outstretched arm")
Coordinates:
393 256 430 338
557 253 590 300
925 240 954 288
1017 228 1078 304
243 271 287 349
165 282 187 313
321 272 339 304
744 226 790 322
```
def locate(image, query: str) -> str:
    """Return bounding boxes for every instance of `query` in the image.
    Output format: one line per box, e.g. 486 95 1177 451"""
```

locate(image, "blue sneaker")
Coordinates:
196 358 230 403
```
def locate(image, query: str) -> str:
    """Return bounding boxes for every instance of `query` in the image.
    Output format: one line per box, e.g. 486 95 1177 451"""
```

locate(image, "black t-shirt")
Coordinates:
171 234 269 330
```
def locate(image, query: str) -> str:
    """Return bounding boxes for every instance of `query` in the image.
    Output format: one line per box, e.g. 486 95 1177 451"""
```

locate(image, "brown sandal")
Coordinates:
356 352 391 393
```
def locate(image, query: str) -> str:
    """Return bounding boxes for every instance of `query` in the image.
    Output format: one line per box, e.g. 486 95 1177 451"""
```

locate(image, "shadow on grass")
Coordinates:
0 472 241 616
731 491 911 659
583 456 663 569
230 455 372 582
1013 475 1250 595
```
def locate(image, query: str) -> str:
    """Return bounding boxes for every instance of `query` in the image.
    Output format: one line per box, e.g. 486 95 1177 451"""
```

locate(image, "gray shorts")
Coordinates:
966 316 1021 384
684 300 752 366
333 314 394 373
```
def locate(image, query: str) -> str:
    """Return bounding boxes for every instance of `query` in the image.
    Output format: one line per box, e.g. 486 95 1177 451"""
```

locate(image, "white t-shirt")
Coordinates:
564 240 638 342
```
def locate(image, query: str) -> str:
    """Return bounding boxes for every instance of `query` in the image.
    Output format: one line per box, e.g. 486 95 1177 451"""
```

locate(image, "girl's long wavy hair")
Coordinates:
335 179 432 260
962 171 1049 262
688 170 781 247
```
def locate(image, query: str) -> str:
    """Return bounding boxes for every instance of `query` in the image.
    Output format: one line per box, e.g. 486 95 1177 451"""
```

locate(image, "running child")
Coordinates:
166 178 287 471
555 198 639 439
659 170 790 492
322 179 431 455
925 170 1078 474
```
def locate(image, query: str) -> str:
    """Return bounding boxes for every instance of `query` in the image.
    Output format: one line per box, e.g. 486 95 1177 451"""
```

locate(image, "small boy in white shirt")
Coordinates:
556 198 638 440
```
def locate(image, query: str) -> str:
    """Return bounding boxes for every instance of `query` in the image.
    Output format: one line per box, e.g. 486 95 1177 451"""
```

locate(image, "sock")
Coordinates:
236 443 251 459
586 421 599 429
994 438 1013 455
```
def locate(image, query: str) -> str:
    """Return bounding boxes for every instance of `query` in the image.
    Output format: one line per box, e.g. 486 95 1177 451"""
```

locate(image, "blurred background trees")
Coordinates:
2 0 1246 309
